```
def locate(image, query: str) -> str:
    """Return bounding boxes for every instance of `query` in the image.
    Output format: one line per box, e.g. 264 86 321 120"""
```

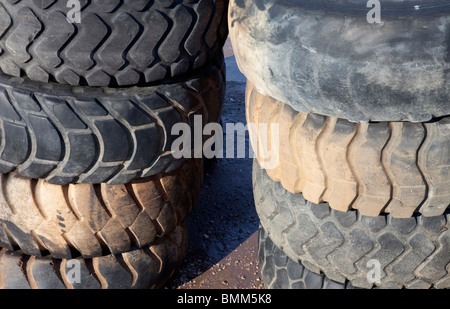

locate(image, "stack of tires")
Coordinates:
0 0 228 289
230 0 450 289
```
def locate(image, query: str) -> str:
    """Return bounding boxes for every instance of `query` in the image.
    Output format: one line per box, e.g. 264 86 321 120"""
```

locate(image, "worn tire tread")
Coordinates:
0 159 202 259
247 82 450 218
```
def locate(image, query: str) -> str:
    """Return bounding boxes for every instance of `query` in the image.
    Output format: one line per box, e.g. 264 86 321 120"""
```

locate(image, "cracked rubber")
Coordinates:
0 0 228 87
253 159 450 289
246 81 450 218
230 0 450 122
0 54 224 185
0 158 202 259
0 224 188 289
258 226 357 289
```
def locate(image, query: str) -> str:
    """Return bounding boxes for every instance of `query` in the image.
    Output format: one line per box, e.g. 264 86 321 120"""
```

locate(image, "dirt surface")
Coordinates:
163 39 264 289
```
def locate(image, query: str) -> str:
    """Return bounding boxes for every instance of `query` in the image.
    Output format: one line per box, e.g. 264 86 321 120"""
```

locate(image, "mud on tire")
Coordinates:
230 0 450 122
246 82 450 218
0 159 202 259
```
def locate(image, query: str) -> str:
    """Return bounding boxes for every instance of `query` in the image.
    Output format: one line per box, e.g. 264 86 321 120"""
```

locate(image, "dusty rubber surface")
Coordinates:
258 226 357 289
253 159 450 289
246 81 450 218
0 224 188 289
0 159 202 259
229 0 450 122
0 0 229 87
0 55 224 185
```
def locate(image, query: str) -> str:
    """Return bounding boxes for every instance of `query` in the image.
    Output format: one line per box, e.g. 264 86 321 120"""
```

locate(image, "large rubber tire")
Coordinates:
0 224 188 289
246 81 450 218
230 0 450 122
0 158 202 259
0 0 229 87
0 54 224 185
258 226 356 289
253 159 450 289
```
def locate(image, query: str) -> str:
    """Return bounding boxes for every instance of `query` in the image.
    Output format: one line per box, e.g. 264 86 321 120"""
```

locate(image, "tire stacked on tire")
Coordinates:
0 0 228 289
229 0 450 289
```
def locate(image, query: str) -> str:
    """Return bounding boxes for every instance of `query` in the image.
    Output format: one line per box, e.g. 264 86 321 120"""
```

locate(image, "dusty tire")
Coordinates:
0 0 229 87
246 82 450 218
253 159 450 289
230 0 450 122
258 226 356 289
0 55 224 185
0 224 188 289
0 158 202 259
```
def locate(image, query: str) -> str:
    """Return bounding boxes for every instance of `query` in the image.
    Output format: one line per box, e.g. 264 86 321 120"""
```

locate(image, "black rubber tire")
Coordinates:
258 226 357 289
0 0 229 87
0 54 224 185
246 81 450 218
0 224 188 289
0 158 202 259
253 159 450 289
229 0 450 122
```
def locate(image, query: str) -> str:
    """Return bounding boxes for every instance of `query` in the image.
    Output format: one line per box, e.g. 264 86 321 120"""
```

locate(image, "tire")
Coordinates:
258 226 357 289
0 54 224 185
253 159 450 289
0 224 188 289
0 158 202 259
230 0 450 122
0 0 229 87
246 81 450 218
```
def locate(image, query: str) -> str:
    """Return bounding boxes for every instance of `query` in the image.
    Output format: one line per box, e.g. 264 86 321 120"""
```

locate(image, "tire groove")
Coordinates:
417 123 435 216
25 255 38 289
344 122 368 211
0 222 17 250
95 99 137 184
92 257 108 289
59 259 74 289
316 117 337 203
380 122 398 214
3 89 35 175
122 252 139 288
33 96 71 182
87 13 112 72
70 99 107 183
289 113 307 194
117 13 145 72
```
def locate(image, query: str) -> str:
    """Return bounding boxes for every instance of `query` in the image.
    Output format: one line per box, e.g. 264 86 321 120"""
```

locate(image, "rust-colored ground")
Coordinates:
177 232 264 289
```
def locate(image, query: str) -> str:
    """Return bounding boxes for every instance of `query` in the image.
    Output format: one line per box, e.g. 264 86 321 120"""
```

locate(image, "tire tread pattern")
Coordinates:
246 82 450 218
253 160 450 289
258 226 356 289
0 224 188 289
0 0 229 87
0 158 202 259
0 55 224 185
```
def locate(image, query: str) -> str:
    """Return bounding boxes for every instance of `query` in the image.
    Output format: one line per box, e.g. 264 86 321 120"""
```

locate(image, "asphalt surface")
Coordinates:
163 41 264 289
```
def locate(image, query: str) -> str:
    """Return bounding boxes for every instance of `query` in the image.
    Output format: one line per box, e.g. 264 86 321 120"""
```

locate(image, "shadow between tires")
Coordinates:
164 77 261 288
